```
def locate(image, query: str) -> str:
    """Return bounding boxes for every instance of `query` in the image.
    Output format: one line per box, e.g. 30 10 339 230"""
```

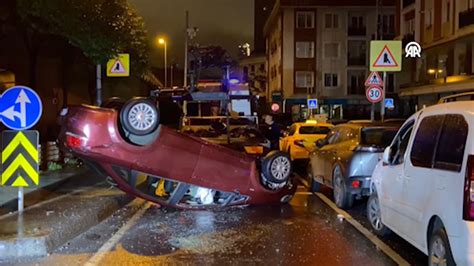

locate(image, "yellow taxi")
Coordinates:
279 120 333 160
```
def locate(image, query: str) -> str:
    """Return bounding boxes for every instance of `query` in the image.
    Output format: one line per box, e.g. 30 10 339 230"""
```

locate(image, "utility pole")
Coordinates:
184 11 189 88
371 0 379 122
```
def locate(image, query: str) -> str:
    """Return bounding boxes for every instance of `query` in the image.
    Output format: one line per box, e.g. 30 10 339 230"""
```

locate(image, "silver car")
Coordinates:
307 122 399 209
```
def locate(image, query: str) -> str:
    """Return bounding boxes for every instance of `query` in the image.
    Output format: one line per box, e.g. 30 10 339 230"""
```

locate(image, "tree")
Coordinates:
16 0 149 103
17 0 148 71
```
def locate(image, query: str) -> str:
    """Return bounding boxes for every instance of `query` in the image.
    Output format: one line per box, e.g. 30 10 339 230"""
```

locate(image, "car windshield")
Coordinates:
299 126 331 135
361 127 398 147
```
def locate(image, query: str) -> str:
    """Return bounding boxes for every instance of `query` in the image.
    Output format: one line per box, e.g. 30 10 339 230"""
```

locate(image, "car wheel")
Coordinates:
428 227 455 266
332 166 354 209
120 98 159 136
367 193 391 236
262 151 292 184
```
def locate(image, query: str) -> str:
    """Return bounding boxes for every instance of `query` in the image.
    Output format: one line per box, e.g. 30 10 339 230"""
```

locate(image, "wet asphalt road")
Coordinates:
16 185 425 266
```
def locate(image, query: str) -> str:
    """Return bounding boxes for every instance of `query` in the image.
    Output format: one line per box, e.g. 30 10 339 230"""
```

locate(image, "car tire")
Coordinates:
262 151 292 184
120 98 159 136
332 166 354 209
428 226 455 266
367 193 391 237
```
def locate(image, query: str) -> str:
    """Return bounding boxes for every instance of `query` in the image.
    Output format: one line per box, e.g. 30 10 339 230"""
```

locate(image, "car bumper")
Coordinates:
345 176 371 197
449 221 474 265
290 145 310 160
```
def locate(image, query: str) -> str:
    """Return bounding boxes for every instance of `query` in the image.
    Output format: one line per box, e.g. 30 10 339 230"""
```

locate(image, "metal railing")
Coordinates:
348 26 366 36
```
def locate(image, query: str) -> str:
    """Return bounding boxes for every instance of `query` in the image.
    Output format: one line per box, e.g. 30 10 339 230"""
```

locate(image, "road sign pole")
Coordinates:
371 103 375 122
381 72 387 122
18 186 24 213
96 64 102 106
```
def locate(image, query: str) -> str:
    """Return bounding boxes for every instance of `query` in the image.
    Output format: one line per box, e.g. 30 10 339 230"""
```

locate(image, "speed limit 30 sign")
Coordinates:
366 86 384 103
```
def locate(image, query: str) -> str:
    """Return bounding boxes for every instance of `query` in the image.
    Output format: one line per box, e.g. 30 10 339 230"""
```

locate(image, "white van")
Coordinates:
367 99 474 265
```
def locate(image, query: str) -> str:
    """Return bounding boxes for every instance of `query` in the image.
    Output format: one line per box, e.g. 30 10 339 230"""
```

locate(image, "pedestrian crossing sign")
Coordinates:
370 41 402 72
307 99 318 109
365 71 383 87
107 53 130 77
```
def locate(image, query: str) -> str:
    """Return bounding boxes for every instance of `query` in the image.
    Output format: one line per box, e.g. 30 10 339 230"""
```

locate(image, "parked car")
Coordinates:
279 121 333 160
307 122 399 209
59 98 295 209
367 99 474 265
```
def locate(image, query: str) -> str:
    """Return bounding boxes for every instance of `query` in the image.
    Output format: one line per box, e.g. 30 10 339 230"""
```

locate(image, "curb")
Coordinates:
0 185 134 260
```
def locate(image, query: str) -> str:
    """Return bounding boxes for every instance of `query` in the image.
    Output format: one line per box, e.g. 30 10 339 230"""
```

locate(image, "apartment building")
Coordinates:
397 0 474 107
264 0 396 120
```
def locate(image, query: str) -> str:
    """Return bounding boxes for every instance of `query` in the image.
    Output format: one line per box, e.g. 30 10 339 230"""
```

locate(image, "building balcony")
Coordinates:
403 0 415 8
347 86 365 95
348 57 366 66
459 8 474 29
348 26 366 36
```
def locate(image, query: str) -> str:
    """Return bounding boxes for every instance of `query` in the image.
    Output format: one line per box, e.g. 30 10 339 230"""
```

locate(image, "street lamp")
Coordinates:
158 38 167 88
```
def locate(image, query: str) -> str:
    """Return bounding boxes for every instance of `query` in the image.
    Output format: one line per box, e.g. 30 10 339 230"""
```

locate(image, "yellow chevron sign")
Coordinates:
1 131 39 187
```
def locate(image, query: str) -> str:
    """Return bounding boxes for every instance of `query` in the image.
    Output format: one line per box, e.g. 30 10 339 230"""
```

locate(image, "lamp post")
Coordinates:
158 38 167 88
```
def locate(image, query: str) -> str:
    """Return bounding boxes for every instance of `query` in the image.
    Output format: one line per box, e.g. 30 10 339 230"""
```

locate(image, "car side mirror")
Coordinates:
316 139 327 148
383 146 392 165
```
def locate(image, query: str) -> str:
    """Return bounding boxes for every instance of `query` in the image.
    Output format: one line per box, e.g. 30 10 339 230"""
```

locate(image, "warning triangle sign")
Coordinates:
373 45 399 68
365 71 383 87
110 59 126 74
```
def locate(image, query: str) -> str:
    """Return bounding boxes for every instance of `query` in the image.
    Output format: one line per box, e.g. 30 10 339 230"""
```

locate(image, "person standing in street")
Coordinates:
262 114 282 150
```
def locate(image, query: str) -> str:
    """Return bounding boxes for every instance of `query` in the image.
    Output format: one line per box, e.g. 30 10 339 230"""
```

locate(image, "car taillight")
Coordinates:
353 145 384 153
294 140 305 148
66 133 86 149
463 155 474 221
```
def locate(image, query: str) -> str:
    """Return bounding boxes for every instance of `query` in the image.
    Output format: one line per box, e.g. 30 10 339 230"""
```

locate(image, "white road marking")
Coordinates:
84 200 151 266
315 193 410 266
294 173 409 265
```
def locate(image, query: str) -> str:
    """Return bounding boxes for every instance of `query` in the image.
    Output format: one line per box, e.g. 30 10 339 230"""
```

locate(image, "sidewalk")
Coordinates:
0 166 89 214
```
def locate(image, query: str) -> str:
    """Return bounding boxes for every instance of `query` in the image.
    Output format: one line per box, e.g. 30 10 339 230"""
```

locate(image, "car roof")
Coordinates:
336 122 400 129
418 101 474 117
293 122 334 127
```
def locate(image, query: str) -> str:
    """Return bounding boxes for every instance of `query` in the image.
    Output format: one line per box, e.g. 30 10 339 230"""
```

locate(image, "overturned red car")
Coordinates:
58 97 295 209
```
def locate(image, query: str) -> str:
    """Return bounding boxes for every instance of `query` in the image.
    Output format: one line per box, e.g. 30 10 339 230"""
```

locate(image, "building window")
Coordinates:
379 14 395 34
325 14 339 29
324 43 339 58
296 12 315 29
350 16 365 28
324 73 338 87
295 71 314 88
348 40 366 65
425 9 433 27
250 65 255 73
296 42 315 58
347 70 365 94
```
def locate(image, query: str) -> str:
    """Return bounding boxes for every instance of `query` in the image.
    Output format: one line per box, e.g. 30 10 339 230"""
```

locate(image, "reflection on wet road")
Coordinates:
29 190 403 266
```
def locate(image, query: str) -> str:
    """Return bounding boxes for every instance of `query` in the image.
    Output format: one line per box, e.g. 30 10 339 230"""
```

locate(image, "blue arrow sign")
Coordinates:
0 86 42 130
385 98 394 109
307 99 318 109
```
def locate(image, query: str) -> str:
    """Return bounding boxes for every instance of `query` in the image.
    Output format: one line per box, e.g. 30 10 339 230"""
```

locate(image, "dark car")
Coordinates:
59 98 295 209
307 122 400 209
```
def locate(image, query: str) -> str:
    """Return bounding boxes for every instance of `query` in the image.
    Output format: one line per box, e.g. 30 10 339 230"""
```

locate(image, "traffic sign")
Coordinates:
365 71 383 87
0 86 42 130
370 41 402 72
366 86 384 103
1 130 39 187
307 99 318 109
385 98 394 109
107 53 130 77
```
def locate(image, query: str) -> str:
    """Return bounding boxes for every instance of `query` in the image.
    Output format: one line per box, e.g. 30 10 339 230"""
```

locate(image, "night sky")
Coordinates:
129 0 254 68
